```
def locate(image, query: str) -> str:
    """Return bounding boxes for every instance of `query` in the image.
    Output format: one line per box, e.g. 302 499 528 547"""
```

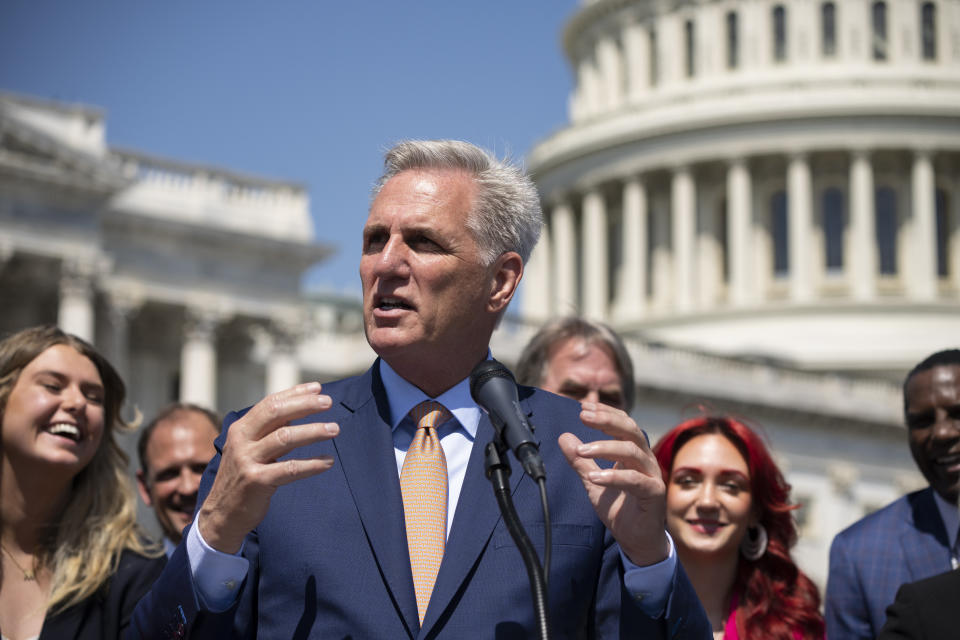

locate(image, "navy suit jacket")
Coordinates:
825 488 953 640
129 362 709 639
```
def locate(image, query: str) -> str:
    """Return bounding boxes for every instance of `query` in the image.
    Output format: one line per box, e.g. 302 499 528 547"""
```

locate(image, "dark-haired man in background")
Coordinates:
826 349 960 639
136 403 219 555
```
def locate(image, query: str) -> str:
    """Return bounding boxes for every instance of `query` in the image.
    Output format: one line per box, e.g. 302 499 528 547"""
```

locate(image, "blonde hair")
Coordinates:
0 325 161 613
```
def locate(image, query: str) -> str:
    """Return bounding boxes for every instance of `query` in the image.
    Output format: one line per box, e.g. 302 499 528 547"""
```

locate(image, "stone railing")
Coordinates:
111 150 313 242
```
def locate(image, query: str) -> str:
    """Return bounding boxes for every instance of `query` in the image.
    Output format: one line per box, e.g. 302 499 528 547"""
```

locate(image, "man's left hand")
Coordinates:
558 402 670 567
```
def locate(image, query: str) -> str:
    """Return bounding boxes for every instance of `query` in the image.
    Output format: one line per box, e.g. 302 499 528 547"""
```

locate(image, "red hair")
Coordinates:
653 416 824 640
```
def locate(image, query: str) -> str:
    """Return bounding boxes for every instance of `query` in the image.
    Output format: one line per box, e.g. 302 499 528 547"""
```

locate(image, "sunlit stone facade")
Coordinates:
524 0 960 587
526 0 960 376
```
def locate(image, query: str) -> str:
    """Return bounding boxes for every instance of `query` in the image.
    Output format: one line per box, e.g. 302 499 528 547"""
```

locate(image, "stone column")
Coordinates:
523 219 552 323
909 150 937 300
623 22 651 102
180 309 221 408
596 35 624 112
850 150 877 300
727 158 753 306
551 200 578 315
577 58 600 119
103 290 143 385
615 176 647 321
58 259 96 342
788 153 815 302
266 321 301 394
582 189 609 320
672 167 696 312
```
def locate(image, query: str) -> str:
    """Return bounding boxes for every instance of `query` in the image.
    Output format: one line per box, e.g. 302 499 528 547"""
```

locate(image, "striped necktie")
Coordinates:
400 401 451 623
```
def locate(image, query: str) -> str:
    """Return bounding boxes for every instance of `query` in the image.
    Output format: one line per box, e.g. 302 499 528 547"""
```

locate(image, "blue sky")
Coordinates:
0 0 578 295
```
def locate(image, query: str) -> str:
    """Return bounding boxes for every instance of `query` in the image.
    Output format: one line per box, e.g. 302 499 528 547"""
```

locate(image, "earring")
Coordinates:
740 523 768 561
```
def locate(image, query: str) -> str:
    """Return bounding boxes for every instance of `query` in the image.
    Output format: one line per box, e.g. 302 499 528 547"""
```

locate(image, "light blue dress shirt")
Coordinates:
186 358 677 616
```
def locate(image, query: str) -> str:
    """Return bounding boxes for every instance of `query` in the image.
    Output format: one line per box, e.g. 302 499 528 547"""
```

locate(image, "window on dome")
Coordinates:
771 191 789 276
685 19 695 77
936 188 949 277
823 188 845 271
726 11 739 68
821 2 837 58
921 2 937 61
773 5 787 62
875 187 897 274
649 25 659 86
872 1 888 61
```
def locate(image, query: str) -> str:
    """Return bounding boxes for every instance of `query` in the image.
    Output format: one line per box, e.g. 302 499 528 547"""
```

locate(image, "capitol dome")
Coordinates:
524 0 960 378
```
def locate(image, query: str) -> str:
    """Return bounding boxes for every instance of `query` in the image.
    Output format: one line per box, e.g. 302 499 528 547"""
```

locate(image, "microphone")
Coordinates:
470 360 546 482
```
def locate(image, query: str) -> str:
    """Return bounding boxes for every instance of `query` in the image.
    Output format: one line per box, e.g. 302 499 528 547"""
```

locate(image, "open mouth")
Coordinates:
376 296 414 311
45 423 81 442
934 453 960 473
688 519 727 534
171 504 196 520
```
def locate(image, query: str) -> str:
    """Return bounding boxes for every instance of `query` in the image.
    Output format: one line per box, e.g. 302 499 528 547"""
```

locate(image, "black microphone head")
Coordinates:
469 359 515 403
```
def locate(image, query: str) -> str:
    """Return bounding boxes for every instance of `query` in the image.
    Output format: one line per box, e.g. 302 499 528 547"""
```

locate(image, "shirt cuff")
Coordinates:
620 531 677 618
186 518 250 612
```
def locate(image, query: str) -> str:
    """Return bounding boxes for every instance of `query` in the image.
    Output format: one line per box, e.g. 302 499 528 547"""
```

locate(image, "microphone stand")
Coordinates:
484 438 551 640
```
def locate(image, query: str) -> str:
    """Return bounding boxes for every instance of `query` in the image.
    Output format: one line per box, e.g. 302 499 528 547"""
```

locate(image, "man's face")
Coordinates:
360 168 506 383
905 364 960 503
137 411 218 544
539 337 625 410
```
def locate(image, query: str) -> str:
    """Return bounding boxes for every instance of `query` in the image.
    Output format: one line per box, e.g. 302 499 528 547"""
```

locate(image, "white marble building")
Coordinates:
523 0 960 587
0 93 379 418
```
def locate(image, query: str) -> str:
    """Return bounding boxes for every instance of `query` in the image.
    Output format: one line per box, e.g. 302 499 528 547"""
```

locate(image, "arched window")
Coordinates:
936 188 949 277
921 2 937 61
685 19 696 77
822 2 837 57
773 5 787 62
872 1 888 61
823 188 845 270
875 187 897 274
771 191 789 275
726 11 739 69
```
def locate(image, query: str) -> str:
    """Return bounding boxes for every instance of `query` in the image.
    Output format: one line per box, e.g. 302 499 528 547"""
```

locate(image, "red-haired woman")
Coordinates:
652 416 824 640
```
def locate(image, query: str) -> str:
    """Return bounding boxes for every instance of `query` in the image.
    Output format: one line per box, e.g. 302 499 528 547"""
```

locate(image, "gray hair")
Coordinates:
516 316 636 412
372 139 542 264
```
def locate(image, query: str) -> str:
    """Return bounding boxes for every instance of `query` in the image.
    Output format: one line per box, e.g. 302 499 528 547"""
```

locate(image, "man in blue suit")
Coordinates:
825 349 960 639
129 140 710 638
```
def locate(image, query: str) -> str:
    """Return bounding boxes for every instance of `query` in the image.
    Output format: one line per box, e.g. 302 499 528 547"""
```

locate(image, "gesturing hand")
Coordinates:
558 402 669 567
198 382 340 553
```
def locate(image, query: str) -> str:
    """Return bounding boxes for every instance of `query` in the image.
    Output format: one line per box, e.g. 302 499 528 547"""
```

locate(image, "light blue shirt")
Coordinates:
187 358 677 616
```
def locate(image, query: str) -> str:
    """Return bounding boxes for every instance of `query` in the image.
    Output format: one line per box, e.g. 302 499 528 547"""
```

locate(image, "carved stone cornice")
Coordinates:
183 305 232 342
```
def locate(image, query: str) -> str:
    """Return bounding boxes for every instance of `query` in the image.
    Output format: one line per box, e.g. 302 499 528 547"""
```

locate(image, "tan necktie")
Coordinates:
400 401 451 623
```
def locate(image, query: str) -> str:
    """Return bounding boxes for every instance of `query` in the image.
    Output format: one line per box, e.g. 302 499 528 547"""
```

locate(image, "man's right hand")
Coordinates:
197 382 340 553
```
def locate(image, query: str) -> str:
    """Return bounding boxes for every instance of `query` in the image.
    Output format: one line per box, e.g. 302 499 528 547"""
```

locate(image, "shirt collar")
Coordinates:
932 489 960 548
378 357 484 439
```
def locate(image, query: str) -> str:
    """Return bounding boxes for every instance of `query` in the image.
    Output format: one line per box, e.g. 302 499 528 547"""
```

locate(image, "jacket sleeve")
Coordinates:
825 530 875 640
594 531 711 639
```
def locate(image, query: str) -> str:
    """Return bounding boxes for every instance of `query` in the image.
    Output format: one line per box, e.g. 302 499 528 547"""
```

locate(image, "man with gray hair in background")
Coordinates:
131 139 708 639
516 316 635 413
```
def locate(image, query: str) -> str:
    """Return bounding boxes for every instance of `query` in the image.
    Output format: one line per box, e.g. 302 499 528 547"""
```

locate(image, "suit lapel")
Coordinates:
902 488 953 580
333 364 419 638
420 401 531 636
